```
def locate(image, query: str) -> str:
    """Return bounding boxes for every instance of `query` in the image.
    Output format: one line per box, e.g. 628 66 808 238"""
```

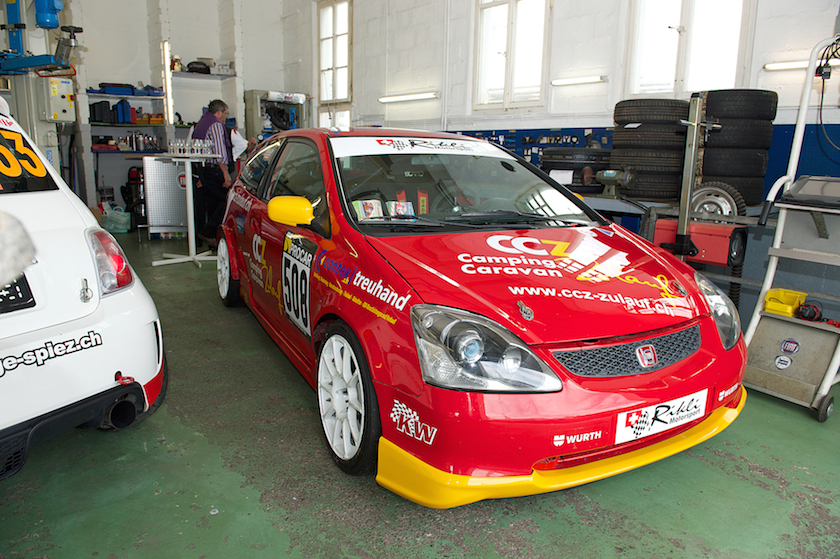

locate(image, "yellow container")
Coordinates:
764 288 807 317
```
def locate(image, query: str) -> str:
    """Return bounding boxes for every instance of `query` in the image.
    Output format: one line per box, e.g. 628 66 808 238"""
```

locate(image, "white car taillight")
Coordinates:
89 230 133 294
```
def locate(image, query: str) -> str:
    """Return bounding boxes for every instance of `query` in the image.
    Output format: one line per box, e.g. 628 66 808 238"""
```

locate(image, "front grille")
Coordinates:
553 324 701 377
0 434 28 481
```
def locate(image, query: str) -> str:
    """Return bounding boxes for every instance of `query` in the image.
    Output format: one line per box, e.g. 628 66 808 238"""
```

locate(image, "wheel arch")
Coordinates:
219 224 242 281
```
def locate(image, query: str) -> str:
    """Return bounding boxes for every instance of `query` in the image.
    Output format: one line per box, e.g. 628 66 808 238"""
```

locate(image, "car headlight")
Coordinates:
695 272 741 350
411 305 562 392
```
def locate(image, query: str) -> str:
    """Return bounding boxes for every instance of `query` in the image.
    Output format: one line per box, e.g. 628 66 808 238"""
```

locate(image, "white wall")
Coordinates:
33 0 840 131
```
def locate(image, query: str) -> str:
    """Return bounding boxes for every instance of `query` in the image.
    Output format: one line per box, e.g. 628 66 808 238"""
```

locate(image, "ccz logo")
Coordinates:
487 234 568 257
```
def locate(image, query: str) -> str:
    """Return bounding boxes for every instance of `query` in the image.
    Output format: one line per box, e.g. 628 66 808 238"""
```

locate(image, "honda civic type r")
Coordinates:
0 103 166 481
216 128 746 508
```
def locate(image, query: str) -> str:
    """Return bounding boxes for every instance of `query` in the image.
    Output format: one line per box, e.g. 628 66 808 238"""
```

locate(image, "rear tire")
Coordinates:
217 233 240 307
703 148 768 177
691 182 747 217
317 321 381 475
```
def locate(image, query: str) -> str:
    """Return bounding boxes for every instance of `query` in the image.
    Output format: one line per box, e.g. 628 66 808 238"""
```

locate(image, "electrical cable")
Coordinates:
817 40 840 152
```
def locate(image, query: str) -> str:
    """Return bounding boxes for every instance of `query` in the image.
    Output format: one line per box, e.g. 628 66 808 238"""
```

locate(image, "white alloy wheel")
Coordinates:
318 333 366 461
216 235 239 306
217 238 230 298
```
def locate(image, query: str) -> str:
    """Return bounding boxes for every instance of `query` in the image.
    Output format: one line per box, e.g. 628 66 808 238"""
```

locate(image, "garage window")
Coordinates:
319 0 351 126
628 0 747 96
474 0 549 109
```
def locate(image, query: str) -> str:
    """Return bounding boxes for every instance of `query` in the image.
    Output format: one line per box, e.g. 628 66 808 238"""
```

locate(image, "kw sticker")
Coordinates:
390 400 438 445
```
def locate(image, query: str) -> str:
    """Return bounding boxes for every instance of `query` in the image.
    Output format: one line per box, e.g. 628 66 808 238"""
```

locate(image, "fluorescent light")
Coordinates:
163 40 175 125
378 92 438 103
550 75 606 86
764 59 840 71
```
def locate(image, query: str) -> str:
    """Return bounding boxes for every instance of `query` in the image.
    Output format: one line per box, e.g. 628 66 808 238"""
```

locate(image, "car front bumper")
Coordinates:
376 386 746 508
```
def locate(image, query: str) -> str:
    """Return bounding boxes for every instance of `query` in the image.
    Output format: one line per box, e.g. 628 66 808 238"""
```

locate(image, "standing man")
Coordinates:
192 99 232 249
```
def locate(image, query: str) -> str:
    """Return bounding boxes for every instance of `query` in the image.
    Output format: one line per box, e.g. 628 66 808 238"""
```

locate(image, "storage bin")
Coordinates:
764 288 807 317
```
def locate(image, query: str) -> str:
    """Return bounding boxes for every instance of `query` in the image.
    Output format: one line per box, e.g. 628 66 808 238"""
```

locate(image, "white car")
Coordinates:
0 100 166 481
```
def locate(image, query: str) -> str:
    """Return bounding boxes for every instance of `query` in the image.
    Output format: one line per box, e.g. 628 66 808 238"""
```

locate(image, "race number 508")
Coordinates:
283 254 310 335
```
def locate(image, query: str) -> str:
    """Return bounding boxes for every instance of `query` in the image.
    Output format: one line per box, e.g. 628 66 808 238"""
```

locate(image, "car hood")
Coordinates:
1 190 102 338
366 225 705 344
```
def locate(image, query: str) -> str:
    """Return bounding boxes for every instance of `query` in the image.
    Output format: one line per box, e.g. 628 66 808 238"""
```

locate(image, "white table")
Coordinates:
148 154 220 268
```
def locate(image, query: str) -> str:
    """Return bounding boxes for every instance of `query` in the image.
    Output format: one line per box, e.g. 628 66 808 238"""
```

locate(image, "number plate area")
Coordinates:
0 274 36 314
281 232 314 338
615 388 708 444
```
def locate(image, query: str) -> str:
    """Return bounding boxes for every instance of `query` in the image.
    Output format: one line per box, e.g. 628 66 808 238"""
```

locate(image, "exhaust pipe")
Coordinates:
105 399 136 429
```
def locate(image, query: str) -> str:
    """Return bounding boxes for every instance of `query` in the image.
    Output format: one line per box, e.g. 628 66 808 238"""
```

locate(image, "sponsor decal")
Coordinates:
311 250 409 325
231 191 254 213
506 285 690 318
718 383 740 402
236 214 245 233
481 234 685 303
615 389 708 444
314 249 357 282
1 331 103 377
780 338 800 355
553 430 603 448
390 400 438 445
775 355 793 370
376 138 476 153
351 270 411 311
0 117 16 129
282 233 317 337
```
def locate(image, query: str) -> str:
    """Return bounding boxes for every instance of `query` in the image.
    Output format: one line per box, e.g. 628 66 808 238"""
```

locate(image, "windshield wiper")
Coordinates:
446 210 552 222
360 215 445 227
445 210 586 226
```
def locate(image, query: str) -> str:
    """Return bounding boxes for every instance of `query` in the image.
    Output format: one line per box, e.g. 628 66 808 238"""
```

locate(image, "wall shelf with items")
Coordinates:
172 71 236 81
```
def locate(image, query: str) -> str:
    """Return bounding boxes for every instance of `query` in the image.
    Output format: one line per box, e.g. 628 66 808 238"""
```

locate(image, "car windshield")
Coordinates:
332 137 601 233
0 127 58 194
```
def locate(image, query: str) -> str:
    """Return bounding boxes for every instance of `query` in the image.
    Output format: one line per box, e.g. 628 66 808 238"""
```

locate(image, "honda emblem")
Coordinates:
636 345 658 368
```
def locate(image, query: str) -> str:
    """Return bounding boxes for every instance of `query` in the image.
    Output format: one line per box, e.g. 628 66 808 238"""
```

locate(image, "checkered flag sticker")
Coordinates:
631 411 651 439
390 400 418 425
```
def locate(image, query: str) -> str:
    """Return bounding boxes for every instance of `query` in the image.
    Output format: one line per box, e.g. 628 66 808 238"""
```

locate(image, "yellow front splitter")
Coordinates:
376 387 746 509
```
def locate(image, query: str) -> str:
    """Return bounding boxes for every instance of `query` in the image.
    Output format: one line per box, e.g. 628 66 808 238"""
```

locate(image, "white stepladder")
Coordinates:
743 34 840 422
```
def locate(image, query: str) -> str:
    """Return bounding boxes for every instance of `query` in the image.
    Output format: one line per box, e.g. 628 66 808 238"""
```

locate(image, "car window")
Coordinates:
336 150 599 231
0 129 58 194
239 139 284 194
266 141 326 203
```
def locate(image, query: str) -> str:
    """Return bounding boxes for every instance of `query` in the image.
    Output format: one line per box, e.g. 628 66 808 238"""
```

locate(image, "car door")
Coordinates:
231 138 284 300
250 138 329 366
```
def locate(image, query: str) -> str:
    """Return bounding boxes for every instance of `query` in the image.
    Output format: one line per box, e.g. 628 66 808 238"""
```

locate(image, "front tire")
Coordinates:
217 233 240 307
317 322 381 475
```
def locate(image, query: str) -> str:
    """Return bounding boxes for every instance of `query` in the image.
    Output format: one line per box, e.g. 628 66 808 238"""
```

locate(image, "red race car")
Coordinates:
215 128 746 508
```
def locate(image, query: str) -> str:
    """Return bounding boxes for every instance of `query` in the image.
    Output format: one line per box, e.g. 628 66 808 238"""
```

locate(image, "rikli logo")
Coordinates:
390 400 437 445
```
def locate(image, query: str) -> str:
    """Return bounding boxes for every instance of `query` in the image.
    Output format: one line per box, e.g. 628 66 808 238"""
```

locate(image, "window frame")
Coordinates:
472 0 551 111
318 0 352 118
624 0 756 99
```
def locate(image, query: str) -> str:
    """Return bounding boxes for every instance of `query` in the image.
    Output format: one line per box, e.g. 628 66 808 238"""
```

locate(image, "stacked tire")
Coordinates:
610 99 690 200
540 147 612 194
701 89 778 206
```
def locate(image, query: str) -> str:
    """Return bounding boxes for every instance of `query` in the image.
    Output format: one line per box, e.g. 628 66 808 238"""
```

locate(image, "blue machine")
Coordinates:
0 0 81 74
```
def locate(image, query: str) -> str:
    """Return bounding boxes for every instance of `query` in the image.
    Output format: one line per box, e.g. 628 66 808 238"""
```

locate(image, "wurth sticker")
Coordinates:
615 389 708 444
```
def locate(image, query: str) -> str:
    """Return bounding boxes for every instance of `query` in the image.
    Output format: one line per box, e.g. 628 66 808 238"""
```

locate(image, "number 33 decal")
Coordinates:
0 130 48 180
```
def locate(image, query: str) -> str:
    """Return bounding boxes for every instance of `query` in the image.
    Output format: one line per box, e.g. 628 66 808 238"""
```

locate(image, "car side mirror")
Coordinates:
267 195 314 226
267 195 329 238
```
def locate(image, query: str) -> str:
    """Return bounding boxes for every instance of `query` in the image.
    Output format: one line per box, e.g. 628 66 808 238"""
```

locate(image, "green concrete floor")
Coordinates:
2 233 839 559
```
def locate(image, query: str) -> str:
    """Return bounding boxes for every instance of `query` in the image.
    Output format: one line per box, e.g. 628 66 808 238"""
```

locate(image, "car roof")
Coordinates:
266 127 484 143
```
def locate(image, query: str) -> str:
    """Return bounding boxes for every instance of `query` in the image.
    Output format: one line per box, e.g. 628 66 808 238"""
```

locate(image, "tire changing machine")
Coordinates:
742 34 840 422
